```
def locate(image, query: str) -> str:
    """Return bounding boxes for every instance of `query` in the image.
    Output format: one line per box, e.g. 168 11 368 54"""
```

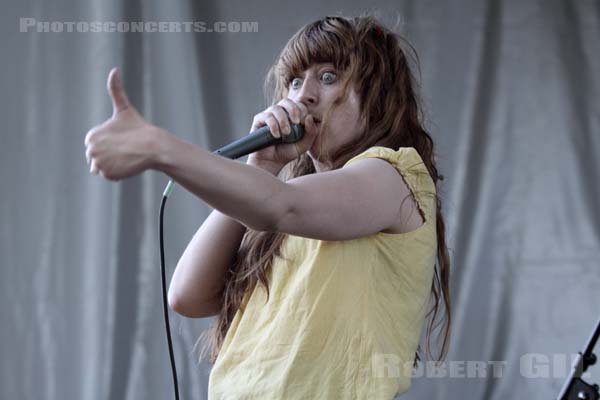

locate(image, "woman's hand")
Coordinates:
84 67 166 181
247 98 319 168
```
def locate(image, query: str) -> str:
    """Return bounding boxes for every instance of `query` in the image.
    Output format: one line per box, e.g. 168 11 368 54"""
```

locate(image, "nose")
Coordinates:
292 77 318 106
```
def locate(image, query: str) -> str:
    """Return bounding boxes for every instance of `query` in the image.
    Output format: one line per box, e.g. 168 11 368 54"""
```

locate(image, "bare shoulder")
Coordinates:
273 156 420 240
346 157 424 235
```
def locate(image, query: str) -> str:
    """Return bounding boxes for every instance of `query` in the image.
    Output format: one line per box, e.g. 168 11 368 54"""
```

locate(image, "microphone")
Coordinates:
214 123 305 160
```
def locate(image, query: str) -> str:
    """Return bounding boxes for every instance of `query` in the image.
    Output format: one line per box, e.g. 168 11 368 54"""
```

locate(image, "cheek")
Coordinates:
340 96 363 129
329 119 360 146
338 106 364 136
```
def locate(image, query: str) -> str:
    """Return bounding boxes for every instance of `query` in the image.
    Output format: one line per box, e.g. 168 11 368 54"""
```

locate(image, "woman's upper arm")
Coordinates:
273 157 411 241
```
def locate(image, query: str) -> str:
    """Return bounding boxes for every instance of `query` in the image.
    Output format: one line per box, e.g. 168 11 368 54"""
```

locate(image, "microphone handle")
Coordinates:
214 123 304 160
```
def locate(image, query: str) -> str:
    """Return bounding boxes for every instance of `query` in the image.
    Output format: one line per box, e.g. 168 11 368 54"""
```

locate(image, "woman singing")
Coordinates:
85 14 451 399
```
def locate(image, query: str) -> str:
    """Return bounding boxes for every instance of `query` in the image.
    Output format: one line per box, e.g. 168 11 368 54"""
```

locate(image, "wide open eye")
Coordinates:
321 71 337 84
290 77 302 90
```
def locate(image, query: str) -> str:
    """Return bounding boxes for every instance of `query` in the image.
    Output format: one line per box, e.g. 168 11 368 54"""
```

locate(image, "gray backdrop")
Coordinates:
2 0 599 399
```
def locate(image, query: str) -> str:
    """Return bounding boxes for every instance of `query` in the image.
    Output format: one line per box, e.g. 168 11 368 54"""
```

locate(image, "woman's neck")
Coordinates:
308 153 332 173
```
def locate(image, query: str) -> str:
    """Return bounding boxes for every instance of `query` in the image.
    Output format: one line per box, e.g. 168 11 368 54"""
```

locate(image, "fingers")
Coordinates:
251 106 288 138
270 106 291 136
250 98 309 140
304 114 317 141
252 112 281 138
107 67 131 117
277 98 307 125
90 158 99 175
85 144 92 163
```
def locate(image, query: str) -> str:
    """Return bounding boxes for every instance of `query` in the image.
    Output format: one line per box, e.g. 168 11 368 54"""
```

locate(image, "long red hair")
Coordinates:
195 14 451 367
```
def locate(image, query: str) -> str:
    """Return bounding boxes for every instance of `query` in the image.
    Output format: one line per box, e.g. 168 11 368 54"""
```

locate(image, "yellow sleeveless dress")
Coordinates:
208 146 438 399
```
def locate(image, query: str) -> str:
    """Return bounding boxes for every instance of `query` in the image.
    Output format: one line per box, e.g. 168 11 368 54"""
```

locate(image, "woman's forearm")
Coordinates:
168 157 283 317
153 130 288 231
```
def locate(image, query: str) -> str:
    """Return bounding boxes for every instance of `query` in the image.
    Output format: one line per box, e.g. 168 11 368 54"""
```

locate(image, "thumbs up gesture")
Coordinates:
84 67 166 181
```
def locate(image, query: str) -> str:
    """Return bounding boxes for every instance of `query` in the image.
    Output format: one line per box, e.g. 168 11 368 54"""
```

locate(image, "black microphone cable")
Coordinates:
159 180 179 400
158 122 304 400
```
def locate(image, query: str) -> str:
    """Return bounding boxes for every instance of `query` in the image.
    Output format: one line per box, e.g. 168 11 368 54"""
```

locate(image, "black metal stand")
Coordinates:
557 317 600 400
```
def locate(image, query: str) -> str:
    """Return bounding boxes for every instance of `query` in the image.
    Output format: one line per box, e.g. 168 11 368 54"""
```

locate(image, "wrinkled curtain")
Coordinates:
2 0 599 399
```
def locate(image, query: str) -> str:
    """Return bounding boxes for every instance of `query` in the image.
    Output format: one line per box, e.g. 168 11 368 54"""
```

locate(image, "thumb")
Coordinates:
296 115 318 151
304 115 319 142
107 67 131 117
